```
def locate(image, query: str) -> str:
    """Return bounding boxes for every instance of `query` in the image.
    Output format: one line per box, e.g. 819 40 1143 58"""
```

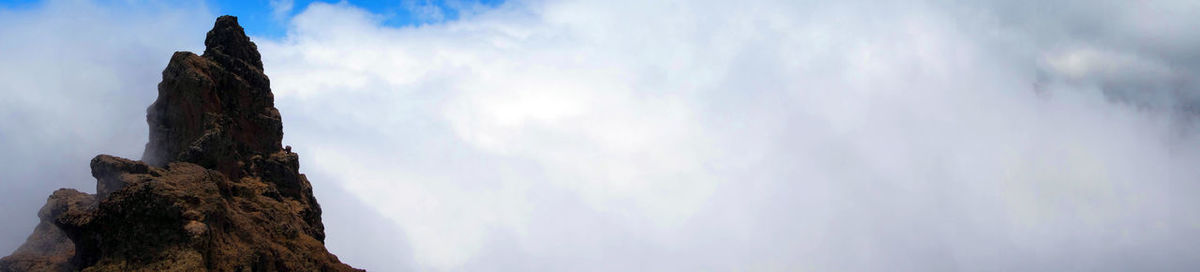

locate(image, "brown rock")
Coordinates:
2 15 360 271
62 160 356 271
142 15 283 180
0 189 95 272
90 155 162 200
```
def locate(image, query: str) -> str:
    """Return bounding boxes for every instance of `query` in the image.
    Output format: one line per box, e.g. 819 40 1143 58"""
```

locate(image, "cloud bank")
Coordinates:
4 0 1200 271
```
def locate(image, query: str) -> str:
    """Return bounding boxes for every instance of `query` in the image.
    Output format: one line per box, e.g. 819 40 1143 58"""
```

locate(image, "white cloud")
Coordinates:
269 0 294 21
258 0 1200 271
3 0 1200 271
404 0 447 23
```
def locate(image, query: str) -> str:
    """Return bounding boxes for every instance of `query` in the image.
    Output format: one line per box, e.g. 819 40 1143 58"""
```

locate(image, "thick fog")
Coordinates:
3 0 1200 271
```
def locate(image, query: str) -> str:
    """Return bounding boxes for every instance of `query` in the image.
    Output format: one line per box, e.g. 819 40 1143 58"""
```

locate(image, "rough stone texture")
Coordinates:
142 15 283 180
57 161 351 271
91 155 163 200
1 15 359 272
0 189 95 272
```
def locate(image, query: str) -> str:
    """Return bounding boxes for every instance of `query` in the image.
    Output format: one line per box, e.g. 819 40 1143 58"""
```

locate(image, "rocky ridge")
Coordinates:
0 16 360 271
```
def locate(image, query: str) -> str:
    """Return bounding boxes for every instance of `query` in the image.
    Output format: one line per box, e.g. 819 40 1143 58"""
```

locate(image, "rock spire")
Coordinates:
1 15 360 272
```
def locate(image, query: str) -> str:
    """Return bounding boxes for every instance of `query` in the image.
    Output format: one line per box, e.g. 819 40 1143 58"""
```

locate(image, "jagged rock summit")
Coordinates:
0 16 360 272
143 15 282 179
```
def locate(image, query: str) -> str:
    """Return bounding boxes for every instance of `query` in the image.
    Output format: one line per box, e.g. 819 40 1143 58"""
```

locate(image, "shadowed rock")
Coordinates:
1 15 359 272
0 189 94 272
142 15 282 180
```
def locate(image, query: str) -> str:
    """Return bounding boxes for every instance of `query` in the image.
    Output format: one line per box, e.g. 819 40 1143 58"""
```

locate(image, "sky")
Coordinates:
2 0 1200 271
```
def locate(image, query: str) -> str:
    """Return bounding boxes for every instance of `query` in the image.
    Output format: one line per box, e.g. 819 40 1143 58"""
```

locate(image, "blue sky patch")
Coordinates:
0 0 504 38
207 0 505 38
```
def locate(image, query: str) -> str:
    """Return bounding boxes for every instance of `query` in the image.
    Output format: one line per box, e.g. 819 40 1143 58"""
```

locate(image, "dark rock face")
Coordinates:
143 15 283 180
1 16 359 272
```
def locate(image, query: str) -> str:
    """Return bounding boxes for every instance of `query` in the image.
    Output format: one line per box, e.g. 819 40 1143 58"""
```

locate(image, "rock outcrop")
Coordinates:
0 190 94 272
0 16 359 271
143 15 283 179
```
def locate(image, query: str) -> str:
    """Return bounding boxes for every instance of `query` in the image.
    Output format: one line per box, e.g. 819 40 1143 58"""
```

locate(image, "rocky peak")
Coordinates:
142 15 282 179
204 15 264 71
1 16 359 271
